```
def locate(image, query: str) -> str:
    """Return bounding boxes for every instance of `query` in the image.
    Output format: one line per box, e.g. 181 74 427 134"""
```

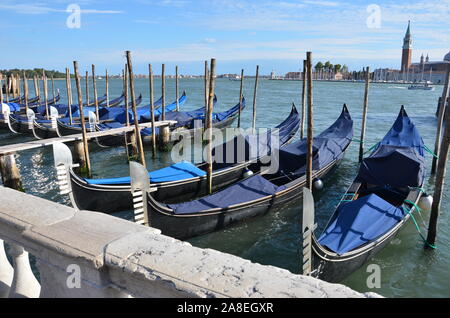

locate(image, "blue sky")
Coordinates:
0 0 449 75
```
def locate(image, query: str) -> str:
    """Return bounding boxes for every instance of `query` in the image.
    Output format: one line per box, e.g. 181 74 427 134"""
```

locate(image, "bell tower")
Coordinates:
401 21 412 72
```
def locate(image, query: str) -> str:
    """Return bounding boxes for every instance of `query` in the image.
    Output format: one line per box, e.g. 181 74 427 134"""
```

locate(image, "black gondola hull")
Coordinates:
69 162 249 214
147 154 345 240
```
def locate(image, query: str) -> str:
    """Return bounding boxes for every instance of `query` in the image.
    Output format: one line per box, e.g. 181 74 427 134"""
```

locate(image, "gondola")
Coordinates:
309 106 426 283
128 104 353 240
0 105 60 138
139 95 233 145
93 91 189 147
98 93 125 107
31 94 108 116
26 92 61 107
52 104 300 214
8 95 40 105
56 92 186 137
68 93 143 120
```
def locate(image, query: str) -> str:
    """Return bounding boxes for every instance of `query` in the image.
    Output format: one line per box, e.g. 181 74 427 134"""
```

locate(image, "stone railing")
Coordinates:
0 186 381 298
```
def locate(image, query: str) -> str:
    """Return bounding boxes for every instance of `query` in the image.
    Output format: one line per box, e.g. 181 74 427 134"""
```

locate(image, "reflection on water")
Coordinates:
1 78 449 297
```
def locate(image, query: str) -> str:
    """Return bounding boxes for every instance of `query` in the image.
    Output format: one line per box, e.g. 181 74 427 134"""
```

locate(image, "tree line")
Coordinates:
0 68 68 78
314 61 348 74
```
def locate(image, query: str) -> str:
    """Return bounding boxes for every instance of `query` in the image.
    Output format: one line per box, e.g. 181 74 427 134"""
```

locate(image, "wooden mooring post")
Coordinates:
306 52 314 190
175 65 180 112
33 75 40 104
126 51 146 167
105 69 109 107
426 66 450 247
252 65 260 132
158 64 170 151
73 61 92 177
85 71 90 107
206 58 216 194
301 60 307 139
65 68 73 125
359 66 370 163
92 64 99 121
23 71 29 115
124 64 130 126
238 69 244 128
0 153 24 192
431 64 450 175
43 71 50 119
51 75 56 105
149 64 157 157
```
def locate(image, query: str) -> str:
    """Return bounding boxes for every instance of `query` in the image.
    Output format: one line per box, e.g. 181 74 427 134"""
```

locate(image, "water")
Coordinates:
2 78 449 298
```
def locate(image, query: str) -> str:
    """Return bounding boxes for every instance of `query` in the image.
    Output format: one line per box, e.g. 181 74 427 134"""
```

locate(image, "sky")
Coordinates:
0 0 449 75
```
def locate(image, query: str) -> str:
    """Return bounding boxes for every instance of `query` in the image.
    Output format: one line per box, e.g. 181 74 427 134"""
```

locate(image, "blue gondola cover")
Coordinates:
318 194 405 254
85 161 206 185
357 107 425 188
168 174 284 215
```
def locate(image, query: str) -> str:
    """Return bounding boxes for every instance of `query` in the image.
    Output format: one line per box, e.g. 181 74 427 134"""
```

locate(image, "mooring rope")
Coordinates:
403 202 436 249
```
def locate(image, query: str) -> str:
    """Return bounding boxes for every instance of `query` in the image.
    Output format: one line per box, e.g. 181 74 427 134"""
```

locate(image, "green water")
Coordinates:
1 78 448 298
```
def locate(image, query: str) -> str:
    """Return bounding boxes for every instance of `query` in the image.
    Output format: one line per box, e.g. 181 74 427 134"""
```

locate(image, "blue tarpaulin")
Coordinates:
273 105 353 176
318 194 405 254
357 107 425 188
212 105 300 167
168 174 285 214
85 161 206 185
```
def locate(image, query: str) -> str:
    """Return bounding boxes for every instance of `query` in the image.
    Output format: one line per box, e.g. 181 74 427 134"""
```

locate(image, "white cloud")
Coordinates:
0 3 122 15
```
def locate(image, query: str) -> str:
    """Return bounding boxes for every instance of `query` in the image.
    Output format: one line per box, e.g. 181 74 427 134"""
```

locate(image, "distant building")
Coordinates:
285 72 301 79
401 21 413 73
400 21 450 83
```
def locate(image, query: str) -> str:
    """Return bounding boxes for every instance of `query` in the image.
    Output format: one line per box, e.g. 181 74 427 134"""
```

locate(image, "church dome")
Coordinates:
445 51 450 61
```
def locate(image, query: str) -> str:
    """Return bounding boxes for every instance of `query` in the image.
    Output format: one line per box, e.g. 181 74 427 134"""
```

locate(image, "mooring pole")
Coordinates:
51 75 56 105
73 61 92 177
426 71 450 247
105 69 109 107
124 64 130 126
126 51 146 167
0 76 3 104
252 65 260 132
301 60 307 139
432 64 450 175
85 71 90 106
204 61 209 110
149 64 157 157
23 71 29 115
33 75 39 104
306 52 314 190
16 74 21 103
43 71 50 120
204 61 210 138
359 66 370 163
158 63 170 151
206 58 216 195
175 65 180 112
161 64 166 121
238 69 244 128
92 65 99 122
65 68 73 125
0 153 24 192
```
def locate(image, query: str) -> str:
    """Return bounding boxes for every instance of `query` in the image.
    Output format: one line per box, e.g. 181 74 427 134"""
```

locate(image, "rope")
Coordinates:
423 144 439 159
363 142 379 155
403 203 436 249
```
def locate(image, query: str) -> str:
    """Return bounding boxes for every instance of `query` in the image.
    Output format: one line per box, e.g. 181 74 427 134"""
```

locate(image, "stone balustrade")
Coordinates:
0 186 381 298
